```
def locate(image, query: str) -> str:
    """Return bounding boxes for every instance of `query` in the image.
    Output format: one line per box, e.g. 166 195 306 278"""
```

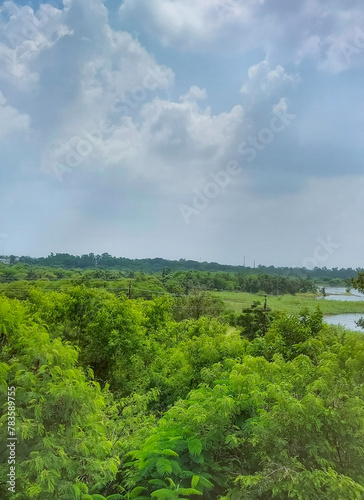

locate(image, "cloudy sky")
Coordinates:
0 0 364 268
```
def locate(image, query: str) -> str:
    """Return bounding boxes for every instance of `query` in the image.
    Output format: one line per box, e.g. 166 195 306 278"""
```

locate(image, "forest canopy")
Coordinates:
0 268 364 498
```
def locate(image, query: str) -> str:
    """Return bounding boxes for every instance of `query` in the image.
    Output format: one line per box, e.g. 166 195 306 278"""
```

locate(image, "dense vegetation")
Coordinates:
1 252 361 283
0 265 364 499
0 261 328 299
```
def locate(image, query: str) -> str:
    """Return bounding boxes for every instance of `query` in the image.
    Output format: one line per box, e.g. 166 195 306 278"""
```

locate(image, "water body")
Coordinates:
316 287 364 331
317 287 364 302
324 313 364 332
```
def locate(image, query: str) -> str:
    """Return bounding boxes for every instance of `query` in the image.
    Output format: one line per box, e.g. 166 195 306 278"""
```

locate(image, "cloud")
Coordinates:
119 0 364 72
0 90 30 138
0 0 72 89
0 0 174 180
242 61 299 95
180 85 207 103
0 0 363 268
119 0 263 51
241 60 300 115
78 87 244 191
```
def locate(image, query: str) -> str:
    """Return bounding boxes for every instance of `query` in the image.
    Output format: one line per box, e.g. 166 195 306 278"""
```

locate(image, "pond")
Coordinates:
324 313 364 332
318 287 364 331
317 287 364 302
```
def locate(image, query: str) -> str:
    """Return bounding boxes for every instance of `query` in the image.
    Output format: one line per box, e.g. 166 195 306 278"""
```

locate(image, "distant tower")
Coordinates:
254 260 255 269
243 255 246 267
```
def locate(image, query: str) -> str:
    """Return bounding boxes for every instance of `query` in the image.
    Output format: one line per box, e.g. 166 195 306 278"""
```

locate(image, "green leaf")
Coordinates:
187 438 202 456
130 487 147 499
170 460 182 475
191 476 199 488
198 477 214 489
151 489 178 500
27 484 42 498
161 449 179 457
149 480 167 487
165 478 176 488
176 488 202 496
156 458 173 476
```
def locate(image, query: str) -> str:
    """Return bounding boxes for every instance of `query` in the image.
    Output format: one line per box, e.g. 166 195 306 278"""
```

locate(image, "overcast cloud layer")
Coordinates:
0 0 363 268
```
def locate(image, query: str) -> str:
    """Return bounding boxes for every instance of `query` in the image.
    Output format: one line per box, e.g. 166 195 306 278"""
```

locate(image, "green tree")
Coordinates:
237 299 274 340
123 322 364 499
0 296 119 499
28 287 146 393
352 273 364 329
172 289 224 321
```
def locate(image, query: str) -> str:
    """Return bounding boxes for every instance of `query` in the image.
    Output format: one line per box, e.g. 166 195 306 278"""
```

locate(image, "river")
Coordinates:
317 287 364 301
324 313 364 332
318 287 364 332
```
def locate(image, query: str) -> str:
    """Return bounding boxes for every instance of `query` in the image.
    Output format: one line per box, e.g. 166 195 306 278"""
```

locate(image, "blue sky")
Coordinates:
0 0 364 268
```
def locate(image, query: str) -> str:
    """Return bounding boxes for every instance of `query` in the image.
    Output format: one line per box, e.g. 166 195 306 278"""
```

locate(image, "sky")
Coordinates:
0 0 364 268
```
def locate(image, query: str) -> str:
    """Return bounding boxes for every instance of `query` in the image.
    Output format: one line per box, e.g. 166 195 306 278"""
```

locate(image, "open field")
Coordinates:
213 291 364 316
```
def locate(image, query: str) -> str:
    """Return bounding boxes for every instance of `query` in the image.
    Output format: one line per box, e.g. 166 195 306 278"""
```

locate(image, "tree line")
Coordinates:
0 263 328 298
1 252 360 281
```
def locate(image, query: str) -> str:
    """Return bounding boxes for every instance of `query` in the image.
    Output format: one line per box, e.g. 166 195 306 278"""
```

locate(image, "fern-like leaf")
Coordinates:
187 438 202 456
156 458 173 476
129 487 147 499
151 488 178 500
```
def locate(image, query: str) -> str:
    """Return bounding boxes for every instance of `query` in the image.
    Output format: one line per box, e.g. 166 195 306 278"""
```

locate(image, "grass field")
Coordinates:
213 291 364 316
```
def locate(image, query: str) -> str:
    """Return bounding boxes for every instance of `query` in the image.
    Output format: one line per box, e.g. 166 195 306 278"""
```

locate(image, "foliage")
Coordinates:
0 270 364 499
126 321 364 499
0 297 119 500
27 287 146 394
352 272 364 293
236 300 276 340
172 289 224 321
1 254 359 283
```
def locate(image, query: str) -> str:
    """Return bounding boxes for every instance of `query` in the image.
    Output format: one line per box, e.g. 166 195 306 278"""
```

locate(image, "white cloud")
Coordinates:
0 90 30 138
0 0 362 268
120 0 364 72
180 85 207 103
242 60 300 102
91 88 244 190
0 1 72 89
120 0 261 50
77 25 174 121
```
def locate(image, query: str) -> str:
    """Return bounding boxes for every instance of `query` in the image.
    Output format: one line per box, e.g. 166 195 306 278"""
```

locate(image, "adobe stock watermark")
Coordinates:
179 105 296 224
341 27 364 64
7 386 16 494
179 161 242 224
302 236 340 270
48 66 170 181
237 105 296 162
